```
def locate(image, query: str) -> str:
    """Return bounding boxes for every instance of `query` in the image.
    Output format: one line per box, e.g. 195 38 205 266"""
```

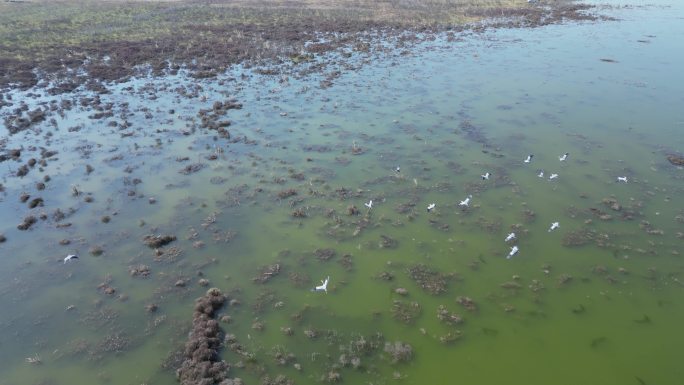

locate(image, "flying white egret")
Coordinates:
549 173 559 180
559 152 569 161
427 203 436 212
64 254 79 264
548 222 560 232
312 276 330 293
507 246 519 259
524 154 534 163
505 232 516 242
538 170 544 178
364 200 373 209
459 195 472 207
481 172 491 180
617 176 628 183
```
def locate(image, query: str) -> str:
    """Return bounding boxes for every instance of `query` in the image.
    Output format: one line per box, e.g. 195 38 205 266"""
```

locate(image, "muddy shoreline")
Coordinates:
0 0 599 91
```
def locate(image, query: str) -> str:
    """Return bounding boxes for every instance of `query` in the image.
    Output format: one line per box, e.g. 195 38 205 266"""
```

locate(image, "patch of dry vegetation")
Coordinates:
0 0 595 89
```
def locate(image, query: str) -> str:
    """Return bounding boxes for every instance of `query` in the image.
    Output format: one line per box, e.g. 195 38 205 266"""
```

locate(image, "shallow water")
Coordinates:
1 2 683 385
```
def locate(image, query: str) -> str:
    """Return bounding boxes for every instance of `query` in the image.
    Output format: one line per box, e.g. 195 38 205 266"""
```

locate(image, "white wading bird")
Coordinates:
524 154 534 163
549 173 559 180
617 176 628 183
459 195 472 207
559 152 569 161
538 170 545 178
427 203 436 212
364 200 373 210
548 222 560 232
481 172 491 180
507 246 519 259
64 254 79 264
312 276 330 293
505 232 516 242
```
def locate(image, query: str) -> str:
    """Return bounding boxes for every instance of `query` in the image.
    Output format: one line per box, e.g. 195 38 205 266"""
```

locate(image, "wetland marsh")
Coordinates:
1 1 683 385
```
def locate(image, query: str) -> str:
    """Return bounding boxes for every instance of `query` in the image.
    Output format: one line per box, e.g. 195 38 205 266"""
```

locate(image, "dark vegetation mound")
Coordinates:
177 288 239 385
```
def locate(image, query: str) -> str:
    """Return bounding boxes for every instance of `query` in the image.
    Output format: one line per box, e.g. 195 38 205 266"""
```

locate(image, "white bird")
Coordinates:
364 200 373 209
524 154 534 163
507 246 519 259
481 172 491 180
559 152 569 161
548 222 560 232
617 176 628 183
427 203 436 212
538 170 544 178
313 276 330 293
459 195 472 207
505 232 516 242
549 173 559 180
395 166 401 173
64 254 79 264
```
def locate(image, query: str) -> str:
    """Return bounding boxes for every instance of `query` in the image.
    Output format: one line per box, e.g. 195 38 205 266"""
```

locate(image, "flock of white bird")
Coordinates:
62 151 630 295
362 152 629 267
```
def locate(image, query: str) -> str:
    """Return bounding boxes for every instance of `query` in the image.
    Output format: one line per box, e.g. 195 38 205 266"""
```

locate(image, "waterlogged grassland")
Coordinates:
0 0 593 89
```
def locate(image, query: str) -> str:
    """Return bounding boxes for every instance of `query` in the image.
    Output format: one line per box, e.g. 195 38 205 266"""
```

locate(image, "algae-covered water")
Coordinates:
1 2 683 385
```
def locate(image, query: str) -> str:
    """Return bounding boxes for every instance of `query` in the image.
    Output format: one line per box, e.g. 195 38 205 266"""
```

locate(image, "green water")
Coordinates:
1 2 684 385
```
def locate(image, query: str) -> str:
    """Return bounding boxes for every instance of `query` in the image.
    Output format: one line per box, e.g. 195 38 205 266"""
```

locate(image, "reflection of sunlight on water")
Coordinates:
1 3 684 385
